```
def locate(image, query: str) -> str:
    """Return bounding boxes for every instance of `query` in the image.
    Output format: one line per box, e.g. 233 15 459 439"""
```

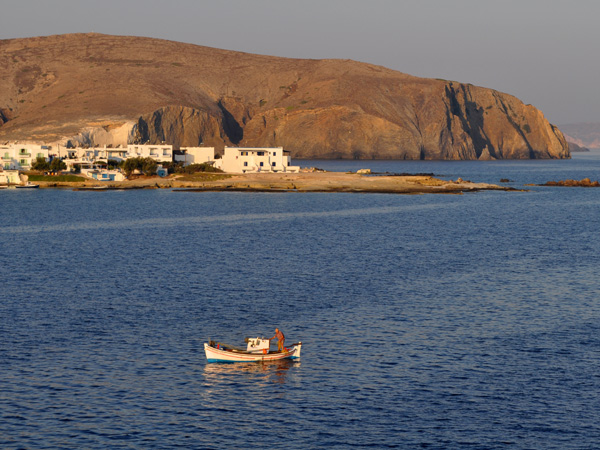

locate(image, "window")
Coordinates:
257 151 265 156
260 162 264 167
273 152 276 156
272 162 276 166
244 162 248 167
37 153 44 158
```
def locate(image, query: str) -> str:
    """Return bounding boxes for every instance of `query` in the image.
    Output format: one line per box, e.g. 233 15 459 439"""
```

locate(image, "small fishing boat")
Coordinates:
15 182 39 189
204 337 302 363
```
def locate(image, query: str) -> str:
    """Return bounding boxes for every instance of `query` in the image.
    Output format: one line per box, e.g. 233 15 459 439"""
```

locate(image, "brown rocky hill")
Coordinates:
0 33 569 159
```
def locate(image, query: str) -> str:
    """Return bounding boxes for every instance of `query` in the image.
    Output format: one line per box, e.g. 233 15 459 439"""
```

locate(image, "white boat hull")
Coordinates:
204 342 302 363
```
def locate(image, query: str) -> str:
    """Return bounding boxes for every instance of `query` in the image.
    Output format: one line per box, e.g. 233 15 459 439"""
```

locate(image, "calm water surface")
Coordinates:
1 153 600 449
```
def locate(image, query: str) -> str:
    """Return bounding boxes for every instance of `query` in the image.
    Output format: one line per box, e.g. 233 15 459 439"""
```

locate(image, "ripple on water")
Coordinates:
1 167 600 448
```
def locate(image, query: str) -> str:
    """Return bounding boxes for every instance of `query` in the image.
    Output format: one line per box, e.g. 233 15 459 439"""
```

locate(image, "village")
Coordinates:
0 142 515 194
0 142 301 186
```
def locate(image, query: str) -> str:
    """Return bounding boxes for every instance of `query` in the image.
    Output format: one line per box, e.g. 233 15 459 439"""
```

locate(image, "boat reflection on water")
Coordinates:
203 358 300 386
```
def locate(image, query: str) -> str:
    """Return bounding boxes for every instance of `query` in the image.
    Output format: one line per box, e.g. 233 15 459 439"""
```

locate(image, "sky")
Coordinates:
1 0 599 125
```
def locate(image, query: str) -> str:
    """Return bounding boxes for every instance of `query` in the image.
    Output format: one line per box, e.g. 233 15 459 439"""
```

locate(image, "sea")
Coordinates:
1 151 599 449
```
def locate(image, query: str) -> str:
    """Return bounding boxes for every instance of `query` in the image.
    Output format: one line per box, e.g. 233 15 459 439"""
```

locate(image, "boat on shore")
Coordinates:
204 337 302 363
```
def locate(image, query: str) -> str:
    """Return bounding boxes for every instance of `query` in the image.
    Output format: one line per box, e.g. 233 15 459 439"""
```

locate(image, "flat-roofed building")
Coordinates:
0 169 22 185
81 167 126 181
0 144 51 170
176 147 215 166
214 147 300 173
127 144 173 162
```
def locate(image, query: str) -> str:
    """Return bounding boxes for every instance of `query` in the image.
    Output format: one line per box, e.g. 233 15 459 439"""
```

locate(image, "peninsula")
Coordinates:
32 171 516 194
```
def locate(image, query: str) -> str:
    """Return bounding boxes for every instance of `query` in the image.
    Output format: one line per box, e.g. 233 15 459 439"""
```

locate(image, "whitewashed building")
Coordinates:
66 146 128 165
214 147 300 173
127 144 173 162
106 147 128 161
176 147 215 166
63 144 172 169
81 167 126 182
0 169 22 185
0 144 52 170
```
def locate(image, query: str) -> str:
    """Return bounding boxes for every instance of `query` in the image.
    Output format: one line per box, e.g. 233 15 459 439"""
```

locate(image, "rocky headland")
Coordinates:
567 141 590 152
0 33 569 160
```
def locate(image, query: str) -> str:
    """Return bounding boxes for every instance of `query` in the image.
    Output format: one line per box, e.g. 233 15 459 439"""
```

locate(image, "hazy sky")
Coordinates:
1 0 599 125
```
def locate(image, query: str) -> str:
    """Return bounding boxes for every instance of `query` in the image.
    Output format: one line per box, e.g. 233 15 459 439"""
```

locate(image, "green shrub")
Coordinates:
178 163 224 174
31 156 50 171
50 158 66 171
107 159 120 170
177 173 230 182
120 157 158 176
28 175 86 182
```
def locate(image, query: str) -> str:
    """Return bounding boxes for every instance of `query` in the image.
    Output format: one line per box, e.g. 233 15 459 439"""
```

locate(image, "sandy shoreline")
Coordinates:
33 172 517 194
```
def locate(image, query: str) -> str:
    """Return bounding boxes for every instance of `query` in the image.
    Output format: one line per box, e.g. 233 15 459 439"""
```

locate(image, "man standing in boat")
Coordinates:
269 328 285 352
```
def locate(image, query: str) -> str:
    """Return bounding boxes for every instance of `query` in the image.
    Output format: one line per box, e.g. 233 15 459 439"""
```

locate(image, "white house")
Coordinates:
81 167 126 182
127 144 173 162
214 147 300 173
105 147 128 161
176 147 215 166
0 169 22 185
61 144 172 170
67 146 125 163
0 144 51 170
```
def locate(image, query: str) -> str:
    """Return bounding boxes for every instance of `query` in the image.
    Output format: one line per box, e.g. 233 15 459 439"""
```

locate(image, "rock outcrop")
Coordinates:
567 141 590 152
542 178 600 187
0 33 569 159
133 106 226 149
0 108 12 126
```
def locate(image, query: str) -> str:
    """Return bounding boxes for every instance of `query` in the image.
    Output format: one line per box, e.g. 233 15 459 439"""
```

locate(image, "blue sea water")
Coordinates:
1 152 600 449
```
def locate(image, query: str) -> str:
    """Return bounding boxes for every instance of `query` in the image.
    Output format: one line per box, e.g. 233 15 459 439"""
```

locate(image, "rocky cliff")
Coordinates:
0 33 569 159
